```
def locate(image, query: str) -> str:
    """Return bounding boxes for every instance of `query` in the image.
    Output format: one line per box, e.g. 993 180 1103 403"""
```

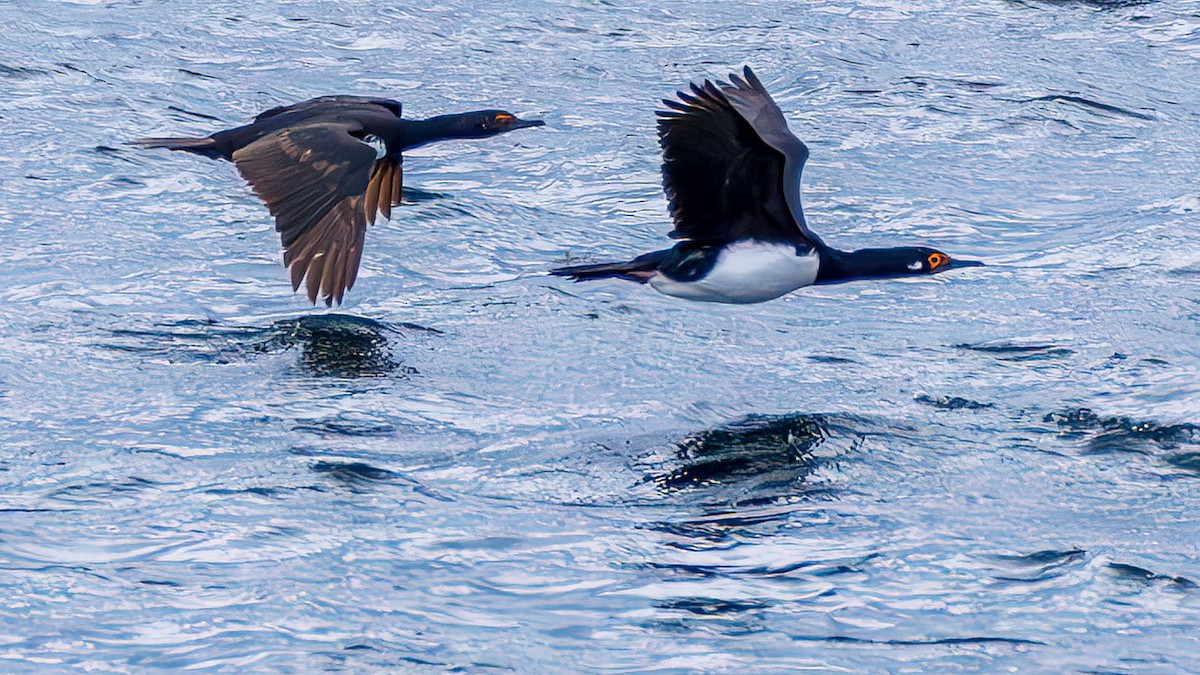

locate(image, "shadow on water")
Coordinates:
100 314 438 378
633 413 863 550
266 314 421 378
647 413 833 501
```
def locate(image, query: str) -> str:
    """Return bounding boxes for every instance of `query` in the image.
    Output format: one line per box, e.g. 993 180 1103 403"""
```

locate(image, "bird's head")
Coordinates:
446 110 545 138
907 248 953 274
895 247 987 275
819 246 984 283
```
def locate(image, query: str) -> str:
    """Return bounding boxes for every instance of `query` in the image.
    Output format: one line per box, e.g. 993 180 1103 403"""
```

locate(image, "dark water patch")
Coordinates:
165 105 222 122
47 476 161 505
645 557 821 579
641 506 826 546
269 315 413 378
994 548 1088 566
1013 0 1155 8
324 642 515 672
915 394 995 410
898 74 1006 92
177 68 218 80
646 413 830 497
284 17 353 28
93 145 145 166
989 548 1088 582
812 562 873 577
400 187 452 203
308 459 455 499
808 354 857 365
102 318 276 365
1043 408 1199 454
790 633 1044 646
657 597 770 616
310 460 398 483
0 63 51 79
956 339 1074 361
203 486 289 498
101 315 426 377
396 655 514 672
1019 94 1155 121
1164 452 1200 472
1106 562 1197 589
292 419 398 437
139 579 182 587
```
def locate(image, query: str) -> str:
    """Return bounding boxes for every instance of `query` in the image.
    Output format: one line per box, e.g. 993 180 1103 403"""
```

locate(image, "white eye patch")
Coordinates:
908 261 923 271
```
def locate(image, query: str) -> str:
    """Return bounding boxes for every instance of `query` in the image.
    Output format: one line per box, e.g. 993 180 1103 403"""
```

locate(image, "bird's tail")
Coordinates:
127 136 223 159
550 250 669 284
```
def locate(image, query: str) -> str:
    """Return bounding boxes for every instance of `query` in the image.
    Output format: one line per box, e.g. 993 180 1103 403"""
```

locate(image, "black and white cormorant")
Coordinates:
133 96 544 305
551 67 981 303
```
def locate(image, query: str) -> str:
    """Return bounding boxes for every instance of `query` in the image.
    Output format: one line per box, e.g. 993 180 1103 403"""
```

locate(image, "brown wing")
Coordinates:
231 122 403 305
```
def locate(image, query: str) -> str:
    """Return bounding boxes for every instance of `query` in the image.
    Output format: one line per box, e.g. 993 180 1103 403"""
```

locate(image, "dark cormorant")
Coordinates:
134 96 543 305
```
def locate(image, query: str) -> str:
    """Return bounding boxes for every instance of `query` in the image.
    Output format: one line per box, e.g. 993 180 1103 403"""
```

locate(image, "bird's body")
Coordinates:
551 67 980 302
647 240 819 304
133 96 543 305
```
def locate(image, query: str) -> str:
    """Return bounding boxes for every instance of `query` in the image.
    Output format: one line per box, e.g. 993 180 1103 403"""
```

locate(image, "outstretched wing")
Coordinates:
231 121 403 305
656 66 822 248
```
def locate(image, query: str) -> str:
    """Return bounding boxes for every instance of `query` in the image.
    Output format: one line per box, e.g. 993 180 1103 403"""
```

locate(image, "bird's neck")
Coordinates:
816 247 914 284
398 114 473 150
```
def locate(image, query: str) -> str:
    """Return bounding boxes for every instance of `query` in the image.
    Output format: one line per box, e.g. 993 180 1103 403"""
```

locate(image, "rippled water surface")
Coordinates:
2 0 1199 671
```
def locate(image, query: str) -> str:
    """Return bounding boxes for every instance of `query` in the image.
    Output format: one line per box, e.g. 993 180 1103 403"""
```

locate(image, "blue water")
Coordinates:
2 0 1199 670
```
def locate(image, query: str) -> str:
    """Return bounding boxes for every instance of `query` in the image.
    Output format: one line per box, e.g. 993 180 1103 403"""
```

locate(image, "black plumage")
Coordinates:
134 96 543 305
658 70 819 248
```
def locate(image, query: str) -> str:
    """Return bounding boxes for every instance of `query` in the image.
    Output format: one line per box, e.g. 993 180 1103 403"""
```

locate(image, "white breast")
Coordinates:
649 241 820 304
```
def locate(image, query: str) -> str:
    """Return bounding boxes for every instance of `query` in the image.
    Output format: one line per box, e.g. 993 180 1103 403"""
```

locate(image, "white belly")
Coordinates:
649 241 819 304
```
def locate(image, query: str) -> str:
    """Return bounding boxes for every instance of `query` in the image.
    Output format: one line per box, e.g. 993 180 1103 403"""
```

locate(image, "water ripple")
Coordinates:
1 0 1199 670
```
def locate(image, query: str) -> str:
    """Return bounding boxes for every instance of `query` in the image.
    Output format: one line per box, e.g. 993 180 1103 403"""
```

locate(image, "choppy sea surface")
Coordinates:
1 0 1199 671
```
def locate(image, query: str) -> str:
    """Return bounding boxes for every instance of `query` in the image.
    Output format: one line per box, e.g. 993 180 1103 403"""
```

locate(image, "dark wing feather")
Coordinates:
656 67 820 247
231 121 401 305
254 96 401 123
719 67 821 246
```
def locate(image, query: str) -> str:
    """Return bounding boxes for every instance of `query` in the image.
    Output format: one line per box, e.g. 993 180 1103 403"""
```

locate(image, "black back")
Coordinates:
253 95 402 123
208 97 403 159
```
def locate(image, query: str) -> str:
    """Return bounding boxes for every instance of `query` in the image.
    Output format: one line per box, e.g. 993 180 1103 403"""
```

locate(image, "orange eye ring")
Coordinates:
927 253 949 269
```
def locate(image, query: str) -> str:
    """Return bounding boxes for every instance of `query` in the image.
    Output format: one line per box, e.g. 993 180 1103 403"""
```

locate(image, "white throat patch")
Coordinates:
362 134 387 160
